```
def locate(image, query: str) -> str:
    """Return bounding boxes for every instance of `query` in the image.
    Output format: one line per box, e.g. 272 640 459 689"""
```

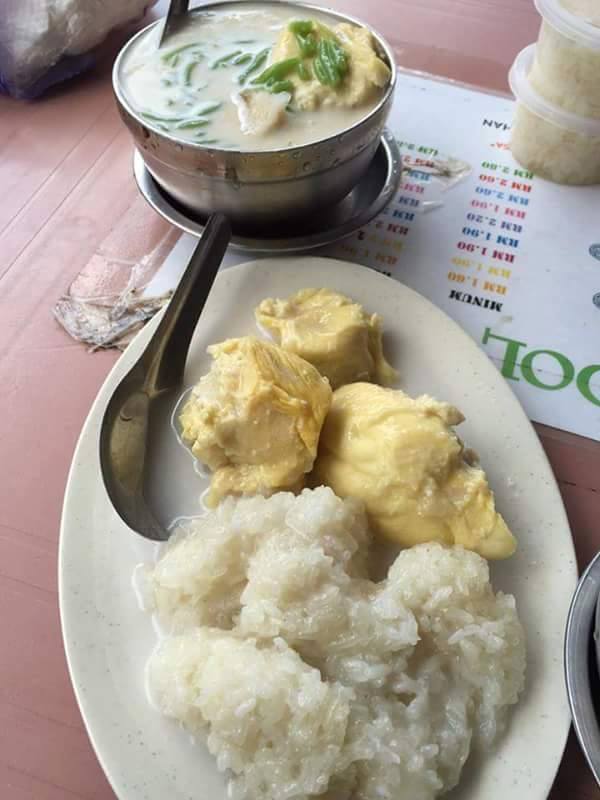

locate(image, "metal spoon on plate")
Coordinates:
99 213 231 541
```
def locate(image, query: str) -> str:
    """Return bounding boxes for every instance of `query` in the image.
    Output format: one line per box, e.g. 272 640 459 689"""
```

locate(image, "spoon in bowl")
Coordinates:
99 212 231 541
159 0 190 48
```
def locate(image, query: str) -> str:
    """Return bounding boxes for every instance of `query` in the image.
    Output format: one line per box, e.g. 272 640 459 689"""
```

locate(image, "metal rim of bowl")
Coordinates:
112 0 397 157
132 127 402 253
564 550 600 786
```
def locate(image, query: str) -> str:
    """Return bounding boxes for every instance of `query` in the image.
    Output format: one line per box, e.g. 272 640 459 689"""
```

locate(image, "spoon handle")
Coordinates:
142 212 231 392
169 0 189 14
159 0 190 46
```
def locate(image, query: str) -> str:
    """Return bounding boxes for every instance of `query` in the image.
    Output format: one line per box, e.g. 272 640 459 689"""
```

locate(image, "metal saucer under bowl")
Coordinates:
565 551 600 786
133 129 401 253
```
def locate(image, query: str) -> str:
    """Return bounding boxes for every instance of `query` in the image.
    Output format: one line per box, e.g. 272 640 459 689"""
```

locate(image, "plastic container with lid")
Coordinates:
560 0 600 27
509 44 600 185
530 0 600 118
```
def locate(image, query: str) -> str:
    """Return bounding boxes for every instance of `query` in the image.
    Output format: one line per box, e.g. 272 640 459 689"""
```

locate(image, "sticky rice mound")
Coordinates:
144 487 526 800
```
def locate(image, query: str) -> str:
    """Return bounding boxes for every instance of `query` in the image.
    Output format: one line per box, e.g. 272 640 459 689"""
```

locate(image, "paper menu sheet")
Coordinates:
148 70 600 442
325 71 600 441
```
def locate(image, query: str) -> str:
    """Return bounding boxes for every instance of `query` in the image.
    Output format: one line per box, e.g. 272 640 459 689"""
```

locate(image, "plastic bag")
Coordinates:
0 0 156 99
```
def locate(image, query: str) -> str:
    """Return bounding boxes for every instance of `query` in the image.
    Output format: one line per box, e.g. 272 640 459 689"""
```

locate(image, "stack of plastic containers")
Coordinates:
509 0 600 185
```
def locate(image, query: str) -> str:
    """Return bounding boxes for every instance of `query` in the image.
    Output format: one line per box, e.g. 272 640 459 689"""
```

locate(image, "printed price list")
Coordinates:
448 136 534 314
333 140 439 276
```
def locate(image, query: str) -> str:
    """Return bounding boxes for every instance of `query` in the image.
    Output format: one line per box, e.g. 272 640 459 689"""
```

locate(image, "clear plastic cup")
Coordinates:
509 44 600 185
531 0 600 118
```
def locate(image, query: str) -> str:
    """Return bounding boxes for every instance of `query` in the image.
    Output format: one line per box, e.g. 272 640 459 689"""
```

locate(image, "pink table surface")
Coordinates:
1 1 599 798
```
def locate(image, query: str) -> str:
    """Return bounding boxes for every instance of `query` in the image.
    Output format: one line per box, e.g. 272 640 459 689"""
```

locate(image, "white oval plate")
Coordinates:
59 257 577 800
